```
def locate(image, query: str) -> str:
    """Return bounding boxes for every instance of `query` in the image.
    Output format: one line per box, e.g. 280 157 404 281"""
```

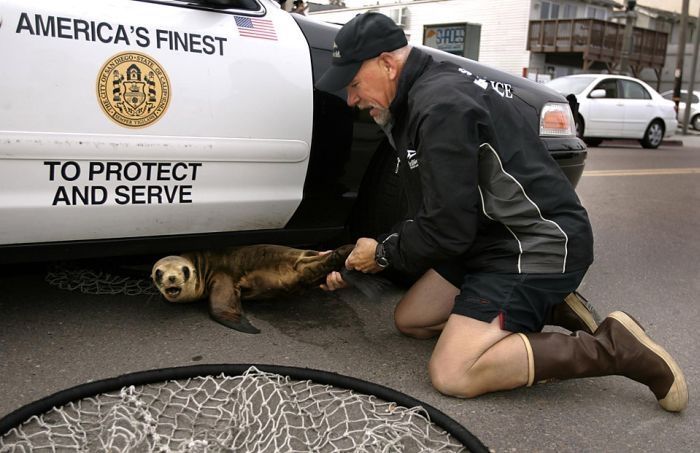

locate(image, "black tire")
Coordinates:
640 119 665 149
347 140 419 287
348 139 407 239
692 114 700 131
577 115 602 147
575 114 585 139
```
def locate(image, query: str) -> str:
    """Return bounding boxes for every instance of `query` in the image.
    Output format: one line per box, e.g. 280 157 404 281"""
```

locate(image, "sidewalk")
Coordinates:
663 126 700 147
604 127 700 147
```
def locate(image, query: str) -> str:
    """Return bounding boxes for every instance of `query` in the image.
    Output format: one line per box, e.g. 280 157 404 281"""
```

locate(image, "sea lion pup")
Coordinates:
151 244 356 334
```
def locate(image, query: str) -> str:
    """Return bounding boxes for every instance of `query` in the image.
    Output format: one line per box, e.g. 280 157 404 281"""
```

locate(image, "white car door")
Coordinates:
583 78 626 137
0 0 313 246
620 79 655 138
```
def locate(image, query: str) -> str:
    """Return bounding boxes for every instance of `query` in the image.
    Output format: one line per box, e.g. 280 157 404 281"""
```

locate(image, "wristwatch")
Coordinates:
374 242 389 269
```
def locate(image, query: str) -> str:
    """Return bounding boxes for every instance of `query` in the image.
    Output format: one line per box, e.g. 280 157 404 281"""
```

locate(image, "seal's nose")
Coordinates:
168 275 177 283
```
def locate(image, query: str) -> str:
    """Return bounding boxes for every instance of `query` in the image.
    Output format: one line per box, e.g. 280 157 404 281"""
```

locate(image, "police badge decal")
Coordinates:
97 52 171 128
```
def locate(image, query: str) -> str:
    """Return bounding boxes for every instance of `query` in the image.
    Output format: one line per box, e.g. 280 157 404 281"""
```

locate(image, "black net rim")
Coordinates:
0 363 488 452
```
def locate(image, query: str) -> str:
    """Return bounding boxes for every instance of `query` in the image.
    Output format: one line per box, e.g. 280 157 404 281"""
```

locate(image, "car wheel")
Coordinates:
348 139 407 240
692 114 700 131
347 139 419 287
575 114 585 138
640 120 664 149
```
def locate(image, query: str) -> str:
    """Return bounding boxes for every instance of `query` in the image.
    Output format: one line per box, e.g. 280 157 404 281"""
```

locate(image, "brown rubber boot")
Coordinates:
518 311 688 412
545 291 601 334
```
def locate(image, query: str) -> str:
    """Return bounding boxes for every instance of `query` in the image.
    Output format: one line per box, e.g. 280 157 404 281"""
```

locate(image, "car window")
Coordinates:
620 80 651 100
592 79 618 98
545 76 597 95
693 94 700 104
662 92 674 101
138 0 263 13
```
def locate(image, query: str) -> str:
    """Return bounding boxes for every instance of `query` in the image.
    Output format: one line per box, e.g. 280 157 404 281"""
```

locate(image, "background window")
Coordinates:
539 1 560 19
594 79 619 98
621 80 651 100
563 4 577 19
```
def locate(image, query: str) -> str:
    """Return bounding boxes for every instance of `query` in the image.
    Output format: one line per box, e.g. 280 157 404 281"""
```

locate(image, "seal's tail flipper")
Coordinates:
294 244 355 286
339 268 394 300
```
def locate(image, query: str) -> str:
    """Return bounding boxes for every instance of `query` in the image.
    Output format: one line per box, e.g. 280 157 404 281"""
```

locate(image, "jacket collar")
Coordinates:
389 48 432 118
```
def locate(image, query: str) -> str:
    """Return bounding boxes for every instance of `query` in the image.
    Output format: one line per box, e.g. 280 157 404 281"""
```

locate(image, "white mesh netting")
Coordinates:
0 367 469 452
45 265 159 297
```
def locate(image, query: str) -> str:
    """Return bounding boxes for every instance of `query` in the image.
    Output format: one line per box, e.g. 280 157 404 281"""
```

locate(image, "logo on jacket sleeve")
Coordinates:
97 52 171 128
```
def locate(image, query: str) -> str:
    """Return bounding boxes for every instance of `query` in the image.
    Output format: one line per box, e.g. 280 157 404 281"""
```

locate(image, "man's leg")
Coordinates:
519 311 688 412
428 314 528 397
427 311 687 412
393 269 458 339
545 291 601 334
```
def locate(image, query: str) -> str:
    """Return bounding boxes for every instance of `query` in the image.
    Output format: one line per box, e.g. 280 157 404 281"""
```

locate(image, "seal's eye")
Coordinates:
182 266 190 282
155 269 164 284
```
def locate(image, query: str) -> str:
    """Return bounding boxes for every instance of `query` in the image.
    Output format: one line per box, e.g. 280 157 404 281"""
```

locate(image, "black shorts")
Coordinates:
434 260 588 333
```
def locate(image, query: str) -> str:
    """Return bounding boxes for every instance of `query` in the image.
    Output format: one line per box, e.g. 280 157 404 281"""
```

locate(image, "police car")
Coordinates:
0 0 585 263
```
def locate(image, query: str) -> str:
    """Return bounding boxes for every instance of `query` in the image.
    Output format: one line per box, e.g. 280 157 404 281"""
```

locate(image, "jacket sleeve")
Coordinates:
381 96 488 275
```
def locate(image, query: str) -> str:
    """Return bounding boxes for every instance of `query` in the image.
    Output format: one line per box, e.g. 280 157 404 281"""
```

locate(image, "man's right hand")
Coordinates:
320 270 348 292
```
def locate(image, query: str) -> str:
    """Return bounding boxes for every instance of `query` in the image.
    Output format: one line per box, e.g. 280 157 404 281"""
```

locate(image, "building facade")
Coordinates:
309 0 698 93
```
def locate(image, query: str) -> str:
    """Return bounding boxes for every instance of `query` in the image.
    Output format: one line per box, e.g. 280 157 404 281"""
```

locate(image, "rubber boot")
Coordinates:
518 311 688 412
545 291 601 334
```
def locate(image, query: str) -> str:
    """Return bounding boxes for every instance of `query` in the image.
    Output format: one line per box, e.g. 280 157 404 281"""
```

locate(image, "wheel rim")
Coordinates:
693 116 700 130
648 122 663 146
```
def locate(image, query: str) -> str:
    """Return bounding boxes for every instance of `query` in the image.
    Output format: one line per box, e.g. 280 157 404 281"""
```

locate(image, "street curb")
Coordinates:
599 139 684 147
663 139 683 146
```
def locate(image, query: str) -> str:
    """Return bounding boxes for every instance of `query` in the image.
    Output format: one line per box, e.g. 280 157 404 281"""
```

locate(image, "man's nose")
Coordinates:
346 91 358 107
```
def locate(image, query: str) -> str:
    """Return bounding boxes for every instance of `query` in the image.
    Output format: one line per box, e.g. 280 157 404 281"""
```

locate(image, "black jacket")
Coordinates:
379 49 594 276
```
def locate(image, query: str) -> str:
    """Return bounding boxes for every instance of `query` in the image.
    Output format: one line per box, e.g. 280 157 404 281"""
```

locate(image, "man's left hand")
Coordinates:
346 237 383 274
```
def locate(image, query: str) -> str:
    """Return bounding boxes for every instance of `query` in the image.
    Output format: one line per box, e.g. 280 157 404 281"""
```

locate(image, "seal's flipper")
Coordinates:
208 272 260 334
211 313 261 334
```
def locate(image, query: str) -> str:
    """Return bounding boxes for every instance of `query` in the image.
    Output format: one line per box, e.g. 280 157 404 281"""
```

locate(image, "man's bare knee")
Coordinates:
428 358 481 398
394 319 436 339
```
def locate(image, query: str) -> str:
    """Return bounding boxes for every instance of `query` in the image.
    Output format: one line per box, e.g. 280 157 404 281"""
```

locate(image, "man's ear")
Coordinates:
378 53 399 80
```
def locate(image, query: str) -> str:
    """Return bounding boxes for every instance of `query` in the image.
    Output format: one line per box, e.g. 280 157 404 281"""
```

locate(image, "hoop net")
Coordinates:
0 366 477 452
45 264 159 297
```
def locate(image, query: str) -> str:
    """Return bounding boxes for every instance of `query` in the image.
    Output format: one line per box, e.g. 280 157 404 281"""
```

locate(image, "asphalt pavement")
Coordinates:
1 134 699 452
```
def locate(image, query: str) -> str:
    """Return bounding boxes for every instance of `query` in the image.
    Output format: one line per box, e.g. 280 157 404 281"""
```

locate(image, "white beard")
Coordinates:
372 108 392 126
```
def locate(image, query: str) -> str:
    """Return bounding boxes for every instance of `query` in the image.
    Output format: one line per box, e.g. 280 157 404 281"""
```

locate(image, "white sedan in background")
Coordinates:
547 74 678 149
661 89 700 130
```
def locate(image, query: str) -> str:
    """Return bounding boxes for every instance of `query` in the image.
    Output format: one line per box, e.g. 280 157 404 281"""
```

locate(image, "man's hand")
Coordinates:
319 238 383 292
346 237 383 274
320 270 348 291
319 249 349 291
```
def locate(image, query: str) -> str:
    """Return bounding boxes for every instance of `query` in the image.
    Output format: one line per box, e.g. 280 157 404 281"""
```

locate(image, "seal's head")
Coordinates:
151 256 200 303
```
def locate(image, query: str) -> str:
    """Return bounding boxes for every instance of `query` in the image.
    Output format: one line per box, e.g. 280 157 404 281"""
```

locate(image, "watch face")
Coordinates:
376 256 389 268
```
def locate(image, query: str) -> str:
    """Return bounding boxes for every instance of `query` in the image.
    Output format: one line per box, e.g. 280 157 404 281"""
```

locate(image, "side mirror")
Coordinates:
589 89 606 99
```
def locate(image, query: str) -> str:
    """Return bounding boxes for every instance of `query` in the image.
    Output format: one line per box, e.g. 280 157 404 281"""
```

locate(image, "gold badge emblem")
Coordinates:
97 52 171 128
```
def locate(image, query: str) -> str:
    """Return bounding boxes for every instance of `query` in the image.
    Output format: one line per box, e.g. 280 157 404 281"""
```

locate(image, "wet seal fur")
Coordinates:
151 244 355 334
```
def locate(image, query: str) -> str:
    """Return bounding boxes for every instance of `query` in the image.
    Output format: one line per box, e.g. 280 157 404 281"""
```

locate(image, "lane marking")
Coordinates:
583 168 700 177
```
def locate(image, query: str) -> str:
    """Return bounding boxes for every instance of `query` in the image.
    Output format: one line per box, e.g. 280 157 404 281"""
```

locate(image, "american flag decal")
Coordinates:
234 16 278 41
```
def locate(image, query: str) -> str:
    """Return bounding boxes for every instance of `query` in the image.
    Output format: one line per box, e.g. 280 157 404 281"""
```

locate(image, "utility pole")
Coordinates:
682 6 700 134
673 0 690 109
619 0 637 76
